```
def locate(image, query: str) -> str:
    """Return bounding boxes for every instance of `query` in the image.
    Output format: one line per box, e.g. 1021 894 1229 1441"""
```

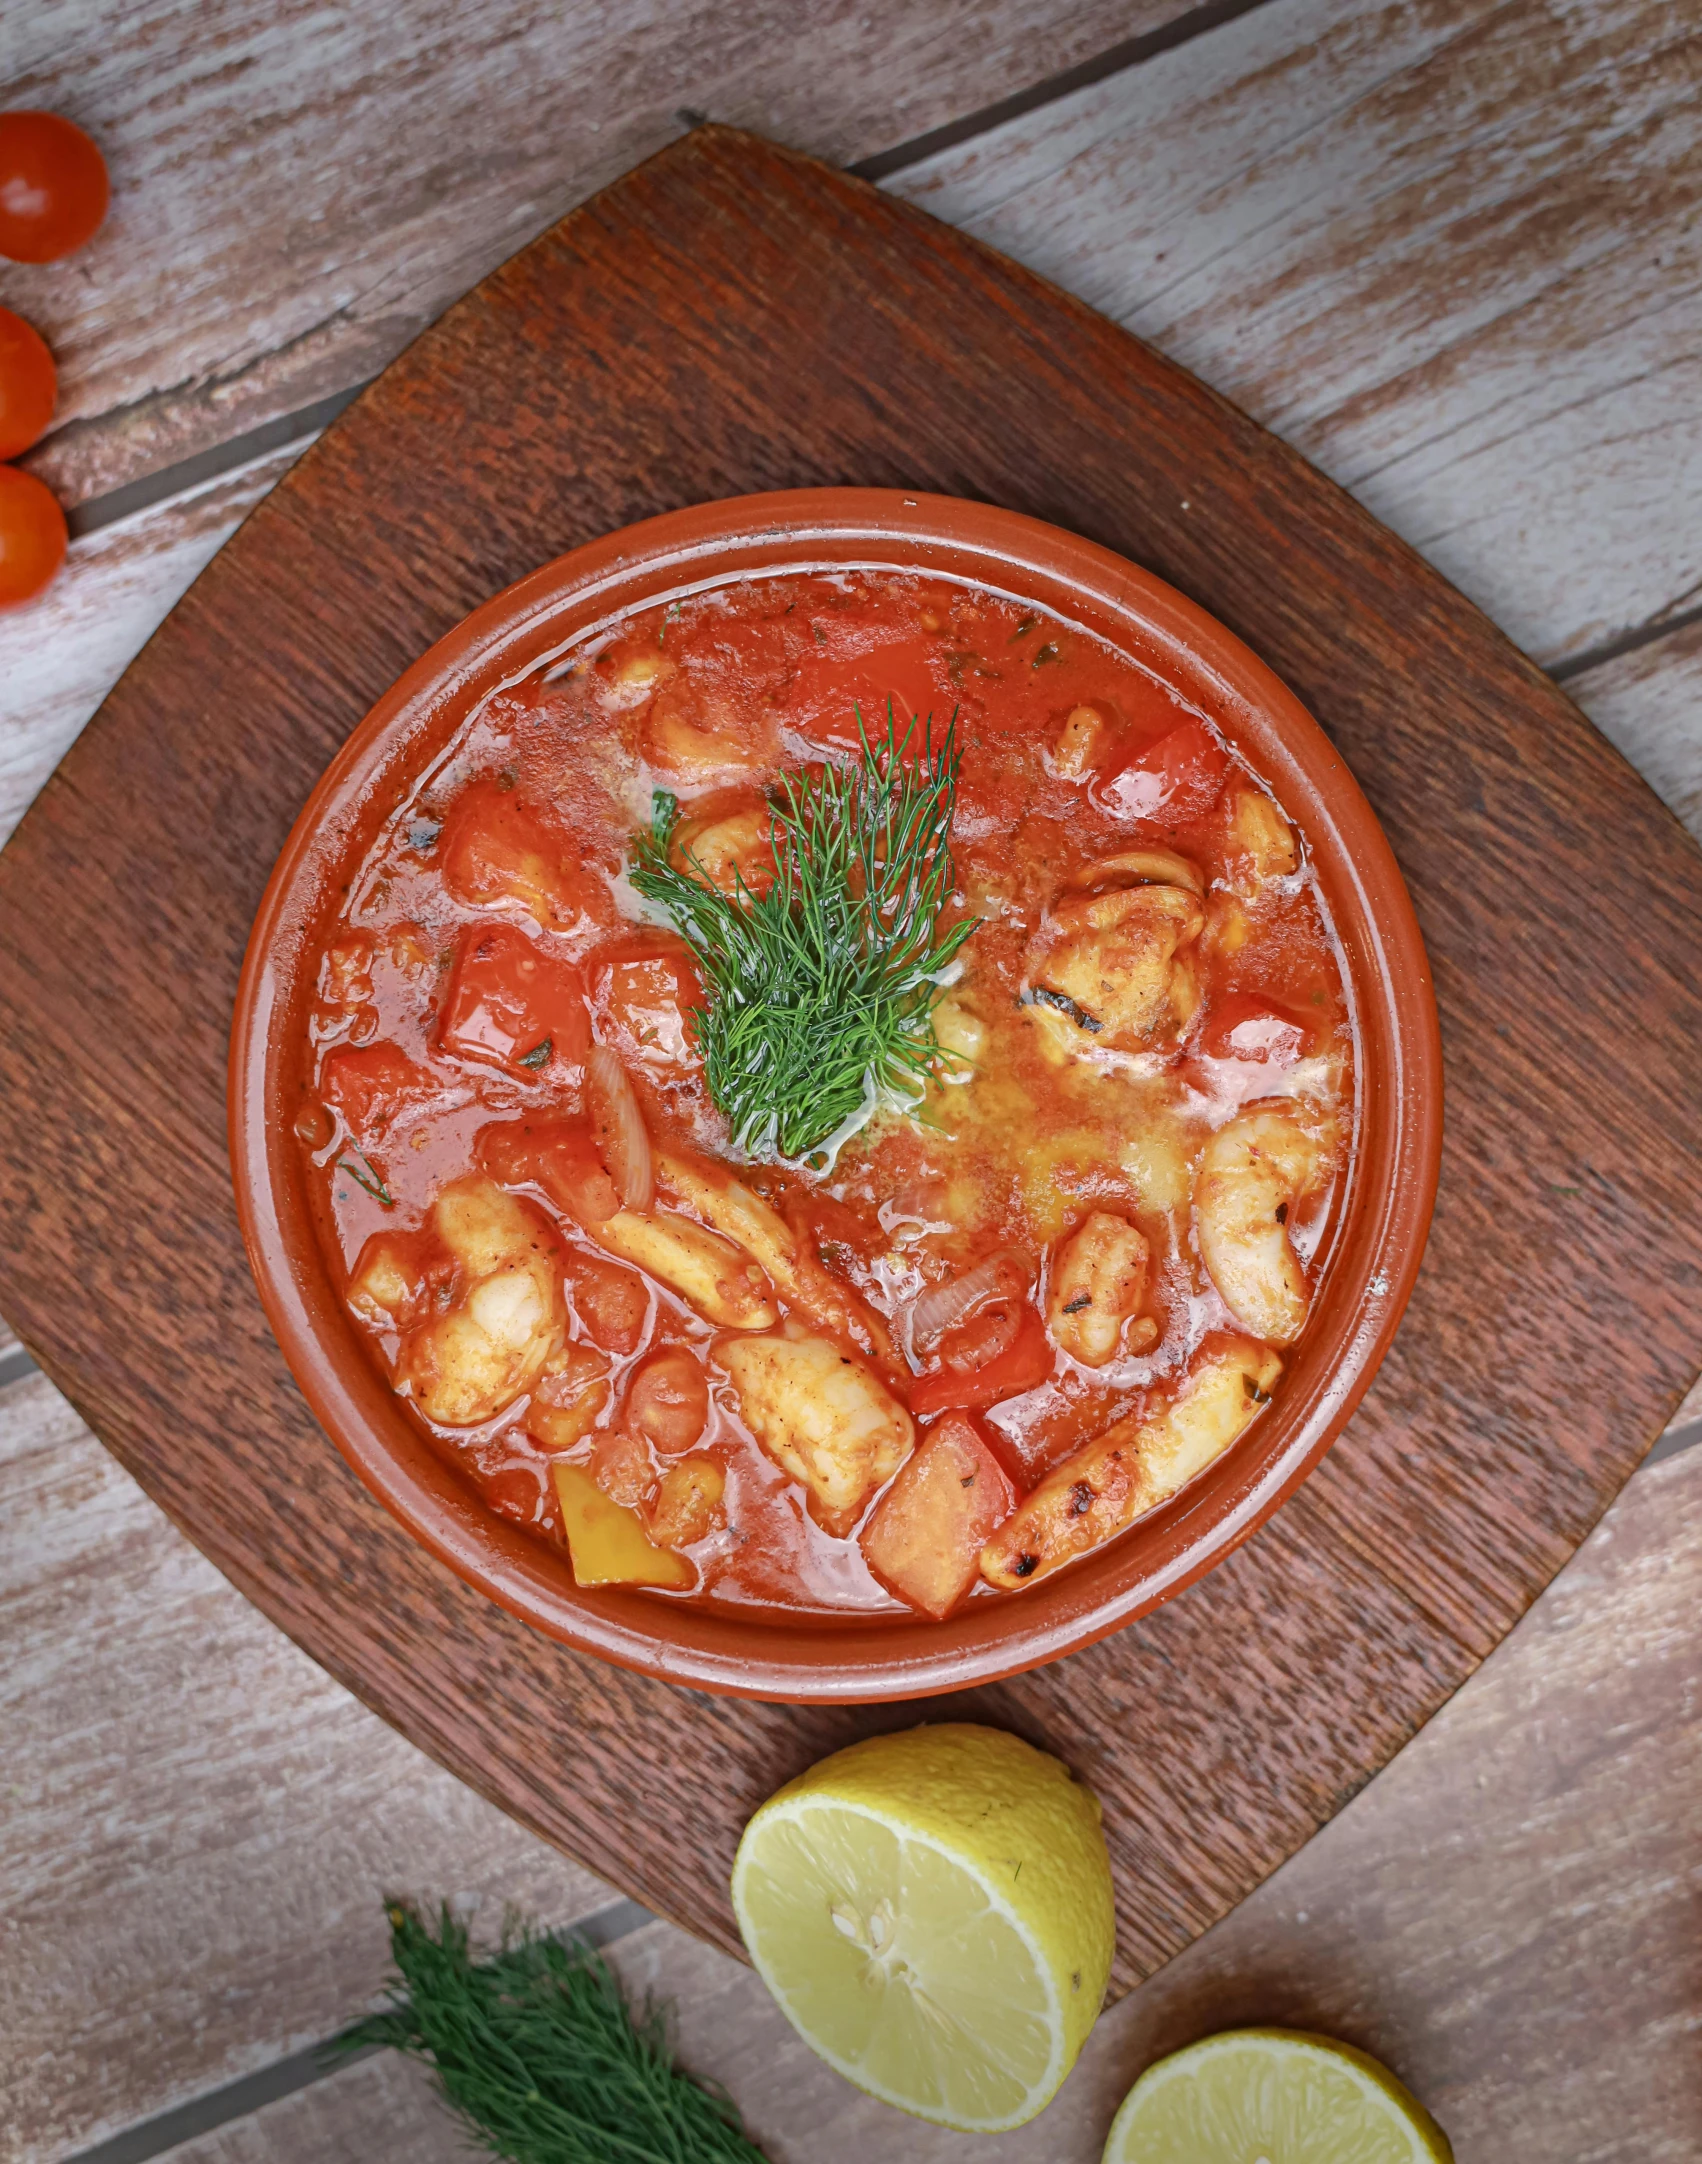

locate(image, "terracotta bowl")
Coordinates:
230 488 1442 1703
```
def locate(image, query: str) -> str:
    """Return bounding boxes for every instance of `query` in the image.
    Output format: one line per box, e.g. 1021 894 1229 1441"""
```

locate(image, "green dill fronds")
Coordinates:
629 709 977 1161
339 1903 768 2164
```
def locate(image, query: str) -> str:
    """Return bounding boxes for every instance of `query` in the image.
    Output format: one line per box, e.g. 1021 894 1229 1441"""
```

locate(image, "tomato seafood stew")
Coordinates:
297 571 1354 1622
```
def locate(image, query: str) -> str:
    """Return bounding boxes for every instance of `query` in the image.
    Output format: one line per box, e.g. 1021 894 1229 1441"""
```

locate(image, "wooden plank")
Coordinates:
0 447 303 846
0 1371 612 2164
10 0 1701 854
892 0 1702 669
1568 620 1702 846
155 2055 462 2164
3 128 1699 2018
154 2054 463 2164
159 1445 1702 2162
7 0 1187 506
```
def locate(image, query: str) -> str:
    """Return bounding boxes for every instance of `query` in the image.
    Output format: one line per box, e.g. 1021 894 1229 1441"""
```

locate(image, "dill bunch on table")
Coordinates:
630 710 977 1161
341 1903 768 2164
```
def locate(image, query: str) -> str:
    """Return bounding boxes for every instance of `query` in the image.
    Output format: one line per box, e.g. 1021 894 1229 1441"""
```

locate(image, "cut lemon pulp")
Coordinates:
731 1724 1114 2132
1103 2028 1455 2163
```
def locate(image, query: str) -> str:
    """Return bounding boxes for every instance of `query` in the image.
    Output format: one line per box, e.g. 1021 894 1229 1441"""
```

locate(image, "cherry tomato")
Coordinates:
0 308 55 459
438 922 590 1078
1097 718 1229 824
0 465 67 607
563 1250 649 1355
626 1347 710 1455
910 1309 1053 1416
0 112 109 264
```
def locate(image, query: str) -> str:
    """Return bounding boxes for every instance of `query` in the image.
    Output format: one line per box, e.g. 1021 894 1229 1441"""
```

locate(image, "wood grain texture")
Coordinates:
0 1372 611 2164
0 447 304 846
1568 619 1702 844
154 2054 464 2164
6 0 1181 505
11 0 1702 845
1 129 1699 2007
152 1445 1702 2163
894 0 1702 669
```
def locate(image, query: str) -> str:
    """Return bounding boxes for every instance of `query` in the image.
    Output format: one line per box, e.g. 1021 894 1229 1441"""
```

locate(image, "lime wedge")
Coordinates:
731 1724 1114 2131
1103 2028 1454 2163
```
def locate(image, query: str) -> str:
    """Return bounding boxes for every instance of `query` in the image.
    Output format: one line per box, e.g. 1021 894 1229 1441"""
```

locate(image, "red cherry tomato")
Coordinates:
1097 718 1229 824
0 112 109 264
0 308 55 459
0 465 67 607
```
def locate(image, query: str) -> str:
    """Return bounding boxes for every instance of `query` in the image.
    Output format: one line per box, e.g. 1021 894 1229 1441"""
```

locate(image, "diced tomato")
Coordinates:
860 1413 1018 1619
910 1309 1054 1416
438 777 603 933
1199 992 1312 1067
321 1041 439 1143
788 638 947 752
439 922 590 1079
1097 718 1229 824
591 937 705 1067
476 1118 620 1225
562 1249 650 1356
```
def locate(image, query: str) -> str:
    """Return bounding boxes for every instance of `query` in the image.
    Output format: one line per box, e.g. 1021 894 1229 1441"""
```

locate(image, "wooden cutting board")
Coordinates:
2 128 1698 1996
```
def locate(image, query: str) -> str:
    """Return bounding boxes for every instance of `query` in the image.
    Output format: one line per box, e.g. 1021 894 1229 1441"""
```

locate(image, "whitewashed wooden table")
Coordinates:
3 3 1699 2158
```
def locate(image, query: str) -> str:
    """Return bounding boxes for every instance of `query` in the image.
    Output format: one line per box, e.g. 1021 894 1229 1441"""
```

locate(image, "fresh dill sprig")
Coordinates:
338 1902 768 2164
629 708 977 1161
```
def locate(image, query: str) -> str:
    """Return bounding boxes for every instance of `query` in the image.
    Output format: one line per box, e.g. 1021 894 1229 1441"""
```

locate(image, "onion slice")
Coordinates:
910 1247 1033 1355
586 1043 654 1213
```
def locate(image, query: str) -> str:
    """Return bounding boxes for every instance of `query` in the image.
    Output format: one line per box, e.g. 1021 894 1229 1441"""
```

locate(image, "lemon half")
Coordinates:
731 1723 1114 2131
1103 2027 1455 2163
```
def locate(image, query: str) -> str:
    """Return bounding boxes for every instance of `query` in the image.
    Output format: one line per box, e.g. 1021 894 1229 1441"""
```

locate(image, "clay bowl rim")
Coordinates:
229 486 1443 1705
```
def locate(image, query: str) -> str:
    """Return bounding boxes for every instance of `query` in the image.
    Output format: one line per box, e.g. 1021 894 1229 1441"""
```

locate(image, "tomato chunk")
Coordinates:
860 1413 1017 1618
439 778 603 934
439 923 590 1078
1097 718 1229 824
321 1041 439 1144
1198 992 1312 1067
476 1118 620 1225
788 637 946 752
563 1248 650 1355
910 1309 1053 1416
591 938 704 1067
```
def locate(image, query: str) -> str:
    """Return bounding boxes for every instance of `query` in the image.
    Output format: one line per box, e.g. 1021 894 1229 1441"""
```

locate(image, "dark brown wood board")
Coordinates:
1 128 1698 1996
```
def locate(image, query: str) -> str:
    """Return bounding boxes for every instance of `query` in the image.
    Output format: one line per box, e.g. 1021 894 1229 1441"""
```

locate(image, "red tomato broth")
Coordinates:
295 570 1356 1618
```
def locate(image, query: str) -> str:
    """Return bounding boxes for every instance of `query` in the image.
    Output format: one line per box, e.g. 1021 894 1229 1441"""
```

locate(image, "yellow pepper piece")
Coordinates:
552 1462 694 1590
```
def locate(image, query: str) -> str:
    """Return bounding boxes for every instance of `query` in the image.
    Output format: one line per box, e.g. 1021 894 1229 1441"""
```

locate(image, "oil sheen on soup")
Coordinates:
297 570 1355 1622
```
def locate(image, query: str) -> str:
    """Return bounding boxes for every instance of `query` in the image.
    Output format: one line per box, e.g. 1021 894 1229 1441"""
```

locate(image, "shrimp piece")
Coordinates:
1194 1105 1328 1344
981 1337 1282 1589
719 1324 913 1536
1226 782 1298 894
655 1148 895 1367
1052 704 1112 779
1047 1212 1155 1367
670 801 780 899
395 1177 567 1427
1027 857 1205 1052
